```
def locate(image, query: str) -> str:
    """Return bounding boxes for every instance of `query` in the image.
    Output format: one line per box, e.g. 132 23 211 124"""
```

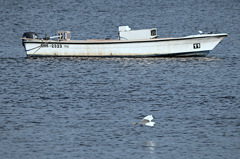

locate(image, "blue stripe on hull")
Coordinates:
27 51 210 58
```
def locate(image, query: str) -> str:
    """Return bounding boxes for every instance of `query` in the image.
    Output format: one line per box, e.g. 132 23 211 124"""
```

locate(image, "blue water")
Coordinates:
0 0 240 158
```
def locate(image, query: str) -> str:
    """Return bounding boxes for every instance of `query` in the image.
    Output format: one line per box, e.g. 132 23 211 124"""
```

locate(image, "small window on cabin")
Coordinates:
151 30 156 36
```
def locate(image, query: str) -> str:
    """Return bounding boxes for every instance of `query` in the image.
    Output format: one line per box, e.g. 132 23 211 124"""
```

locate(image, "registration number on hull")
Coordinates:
193 43 201 49
40 44 69 48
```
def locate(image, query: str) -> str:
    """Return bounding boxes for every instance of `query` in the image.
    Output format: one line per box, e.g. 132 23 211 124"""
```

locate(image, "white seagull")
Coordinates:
132 115 155 127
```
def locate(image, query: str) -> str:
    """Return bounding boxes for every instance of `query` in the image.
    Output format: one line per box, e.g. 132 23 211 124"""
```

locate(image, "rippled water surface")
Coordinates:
0 0 240 158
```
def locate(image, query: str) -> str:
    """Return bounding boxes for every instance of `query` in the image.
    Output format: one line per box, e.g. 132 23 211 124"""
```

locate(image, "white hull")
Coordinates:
23 33 227 57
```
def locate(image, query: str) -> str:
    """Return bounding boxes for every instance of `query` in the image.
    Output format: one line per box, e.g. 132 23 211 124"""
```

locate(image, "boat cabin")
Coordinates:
118 26 158 40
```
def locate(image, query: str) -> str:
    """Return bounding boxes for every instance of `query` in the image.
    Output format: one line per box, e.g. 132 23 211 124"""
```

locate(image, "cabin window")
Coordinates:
151 30 156 36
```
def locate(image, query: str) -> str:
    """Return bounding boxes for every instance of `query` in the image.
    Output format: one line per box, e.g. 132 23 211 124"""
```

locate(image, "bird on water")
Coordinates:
132 115 155 127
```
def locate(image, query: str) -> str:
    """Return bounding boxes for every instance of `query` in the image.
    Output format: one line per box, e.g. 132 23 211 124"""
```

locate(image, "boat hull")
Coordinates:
22 33 227 57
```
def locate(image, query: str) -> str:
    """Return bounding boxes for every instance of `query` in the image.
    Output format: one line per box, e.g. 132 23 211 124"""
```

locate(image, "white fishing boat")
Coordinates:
21 26 227 57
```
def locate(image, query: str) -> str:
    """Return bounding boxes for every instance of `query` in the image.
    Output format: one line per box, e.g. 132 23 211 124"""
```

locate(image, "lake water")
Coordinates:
0 0 240 158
